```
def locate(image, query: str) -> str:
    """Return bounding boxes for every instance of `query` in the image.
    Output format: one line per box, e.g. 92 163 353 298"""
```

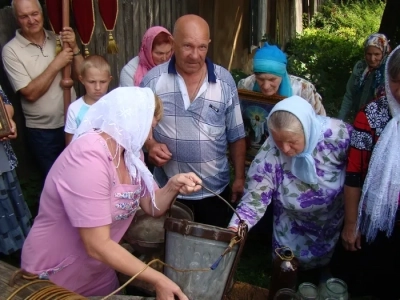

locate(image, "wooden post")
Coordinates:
266 0 277 43
61 0 73 122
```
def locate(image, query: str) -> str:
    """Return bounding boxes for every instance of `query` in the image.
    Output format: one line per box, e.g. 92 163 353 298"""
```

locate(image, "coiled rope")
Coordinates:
7 183 247 300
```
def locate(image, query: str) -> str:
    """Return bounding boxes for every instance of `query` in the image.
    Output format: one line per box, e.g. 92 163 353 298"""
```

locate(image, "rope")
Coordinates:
8 184 247 299
7 235 242 300
6 280 86 300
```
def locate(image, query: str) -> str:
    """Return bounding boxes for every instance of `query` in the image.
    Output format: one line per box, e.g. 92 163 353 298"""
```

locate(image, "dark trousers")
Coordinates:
330 226 400 299
26 127 65 178
176 187 233 228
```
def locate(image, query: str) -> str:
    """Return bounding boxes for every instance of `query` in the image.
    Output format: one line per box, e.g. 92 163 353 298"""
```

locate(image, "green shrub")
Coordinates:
286 0 384 117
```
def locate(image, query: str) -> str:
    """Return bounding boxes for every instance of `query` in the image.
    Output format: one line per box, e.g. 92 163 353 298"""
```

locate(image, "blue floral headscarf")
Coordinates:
252 43 293 97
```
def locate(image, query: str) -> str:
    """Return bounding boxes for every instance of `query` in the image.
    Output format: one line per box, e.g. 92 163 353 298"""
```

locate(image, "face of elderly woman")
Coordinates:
255 73 283 96
270 129 305 157
365 46 383 69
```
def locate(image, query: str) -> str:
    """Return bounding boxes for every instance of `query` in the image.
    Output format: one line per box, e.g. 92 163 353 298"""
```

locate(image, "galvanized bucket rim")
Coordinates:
164 217 238 243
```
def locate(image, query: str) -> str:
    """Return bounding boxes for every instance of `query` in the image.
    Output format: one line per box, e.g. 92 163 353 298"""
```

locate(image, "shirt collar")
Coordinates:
15 29 51 47
168 55 217 83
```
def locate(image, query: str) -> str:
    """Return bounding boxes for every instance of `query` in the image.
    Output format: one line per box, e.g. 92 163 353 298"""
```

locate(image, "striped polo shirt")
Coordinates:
141 56 245 200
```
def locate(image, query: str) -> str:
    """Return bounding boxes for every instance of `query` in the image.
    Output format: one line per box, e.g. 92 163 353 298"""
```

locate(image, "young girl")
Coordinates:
65 55 112 145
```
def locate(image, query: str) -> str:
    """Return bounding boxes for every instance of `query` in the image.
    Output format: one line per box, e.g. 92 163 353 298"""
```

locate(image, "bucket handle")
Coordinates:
197 183 244 224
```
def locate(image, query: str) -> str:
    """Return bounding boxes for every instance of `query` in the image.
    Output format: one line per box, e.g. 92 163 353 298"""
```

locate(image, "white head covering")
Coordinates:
267 95 323 184
357 45 400 242
74 87 158 209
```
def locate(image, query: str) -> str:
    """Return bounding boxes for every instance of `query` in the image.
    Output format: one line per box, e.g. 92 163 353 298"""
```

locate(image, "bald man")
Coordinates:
141 15 246 227
2 0 83 177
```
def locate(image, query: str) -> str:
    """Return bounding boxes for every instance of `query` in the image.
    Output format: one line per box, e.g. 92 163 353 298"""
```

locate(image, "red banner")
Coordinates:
45 0 63 34
98 0 119 53
71 0 95 56
98 0 118 31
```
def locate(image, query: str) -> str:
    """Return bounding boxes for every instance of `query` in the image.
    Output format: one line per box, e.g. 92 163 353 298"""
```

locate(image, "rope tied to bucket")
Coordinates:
8 183 248 299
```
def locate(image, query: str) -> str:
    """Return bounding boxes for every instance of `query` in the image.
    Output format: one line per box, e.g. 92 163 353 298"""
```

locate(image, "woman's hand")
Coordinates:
154 276 188 300
0 119 17 141
169 172 202 195
341 222 361 251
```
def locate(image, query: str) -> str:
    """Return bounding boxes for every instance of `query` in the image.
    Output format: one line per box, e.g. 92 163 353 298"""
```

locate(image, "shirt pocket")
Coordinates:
193 100 226 140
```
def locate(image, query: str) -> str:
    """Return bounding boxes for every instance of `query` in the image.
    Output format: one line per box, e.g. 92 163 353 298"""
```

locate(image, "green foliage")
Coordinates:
310 0 384 38
286 0 384 117
231 69 249 86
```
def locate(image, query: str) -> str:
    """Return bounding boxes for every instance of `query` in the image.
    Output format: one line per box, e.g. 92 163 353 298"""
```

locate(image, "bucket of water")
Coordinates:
163 218 246 300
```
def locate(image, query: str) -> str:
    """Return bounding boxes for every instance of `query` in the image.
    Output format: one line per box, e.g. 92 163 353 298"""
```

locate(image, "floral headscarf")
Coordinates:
359 33 390 97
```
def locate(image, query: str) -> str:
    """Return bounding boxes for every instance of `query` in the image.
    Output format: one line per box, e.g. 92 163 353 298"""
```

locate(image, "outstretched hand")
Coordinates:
170 172 202 195
154 276 188 300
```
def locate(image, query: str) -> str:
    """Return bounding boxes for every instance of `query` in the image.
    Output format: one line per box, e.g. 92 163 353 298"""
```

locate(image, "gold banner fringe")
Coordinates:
55 37 62 55
107 32 118 54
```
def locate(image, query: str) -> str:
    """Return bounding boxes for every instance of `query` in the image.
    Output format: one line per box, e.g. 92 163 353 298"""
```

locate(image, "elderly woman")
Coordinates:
120 26 173 87
228 96 352 276
238 43 326 116
21 87 200 299
334 46 400 299
338 33 390 121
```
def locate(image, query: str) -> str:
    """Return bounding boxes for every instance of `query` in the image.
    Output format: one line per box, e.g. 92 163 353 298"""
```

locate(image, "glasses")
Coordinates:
297 282 318 300
273 288 301 300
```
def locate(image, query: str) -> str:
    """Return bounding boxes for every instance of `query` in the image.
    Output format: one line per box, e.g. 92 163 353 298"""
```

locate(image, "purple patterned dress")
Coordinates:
229 118 352 269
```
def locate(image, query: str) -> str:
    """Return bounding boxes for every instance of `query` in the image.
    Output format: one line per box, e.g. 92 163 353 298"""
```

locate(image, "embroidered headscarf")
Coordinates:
267 96 323 184
359 33 390 97
357 45 400 242
74 87 158 210
252 43 293 97
134 26 172 86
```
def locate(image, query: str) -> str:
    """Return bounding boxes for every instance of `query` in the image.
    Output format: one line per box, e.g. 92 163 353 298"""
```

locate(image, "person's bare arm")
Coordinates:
65 133 73 146
229 138 246 203
341 185 362 251
19 48 73 102
79 225 188 300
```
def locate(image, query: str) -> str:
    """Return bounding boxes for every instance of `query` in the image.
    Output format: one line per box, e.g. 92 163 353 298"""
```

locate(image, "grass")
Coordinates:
234 212 274 288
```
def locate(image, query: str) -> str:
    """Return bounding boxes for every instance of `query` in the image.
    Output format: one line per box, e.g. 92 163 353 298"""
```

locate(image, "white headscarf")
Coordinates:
267 95 323 184
357 45 400 242
73 87 157 209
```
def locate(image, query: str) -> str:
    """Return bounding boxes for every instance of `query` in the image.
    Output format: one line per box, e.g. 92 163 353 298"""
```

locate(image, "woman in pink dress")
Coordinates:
21 87 201 299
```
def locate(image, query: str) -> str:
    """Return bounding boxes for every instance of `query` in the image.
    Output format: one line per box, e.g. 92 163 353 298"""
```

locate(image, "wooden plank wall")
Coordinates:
76 0 199 94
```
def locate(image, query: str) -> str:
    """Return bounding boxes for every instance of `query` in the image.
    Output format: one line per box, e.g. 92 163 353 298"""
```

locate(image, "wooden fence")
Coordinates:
0 0 331 180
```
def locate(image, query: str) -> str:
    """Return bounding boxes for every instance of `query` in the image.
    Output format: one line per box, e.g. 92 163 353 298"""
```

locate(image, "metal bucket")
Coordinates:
123 202 194 255
163 218 245 300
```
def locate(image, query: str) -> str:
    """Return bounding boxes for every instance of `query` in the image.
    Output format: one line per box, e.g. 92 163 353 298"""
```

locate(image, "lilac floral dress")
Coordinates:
229 118 352 269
